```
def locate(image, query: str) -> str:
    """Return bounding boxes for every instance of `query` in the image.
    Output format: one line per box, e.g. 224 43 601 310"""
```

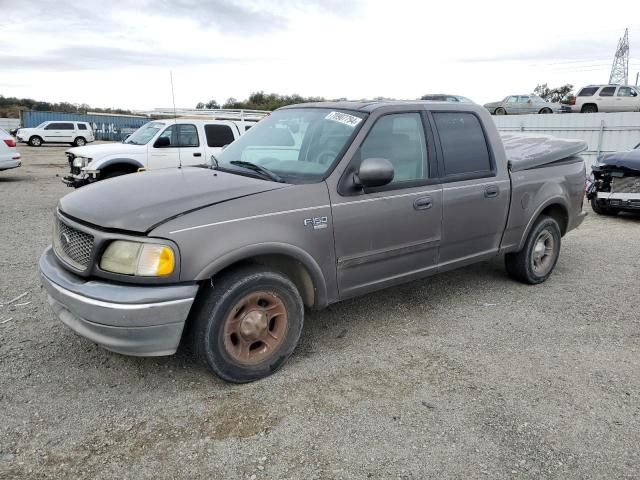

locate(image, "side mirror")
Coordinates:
154 136 170 148
354 158 394 188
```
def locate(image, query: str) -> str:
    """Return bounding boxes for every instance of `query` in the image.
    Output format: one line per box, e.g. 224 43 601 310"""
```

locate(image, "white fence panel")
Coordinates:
492 112 640 166
0 118 20 131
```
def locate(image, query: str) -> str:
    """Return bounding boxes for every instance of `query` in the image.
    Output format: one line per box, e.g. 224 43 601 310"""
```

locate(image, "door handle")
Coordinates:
413 196 433 210
485 185 499 198
193 152 202 157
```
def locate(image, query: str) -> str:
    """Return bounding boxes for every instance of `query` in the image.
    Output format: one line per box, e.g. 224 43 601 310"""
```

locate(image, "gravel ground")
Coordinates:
1 144 639 479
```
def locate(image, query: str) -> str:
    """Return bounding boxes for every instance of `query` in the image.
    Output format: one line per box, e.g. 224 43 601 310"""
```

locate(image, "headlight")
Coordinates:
100 241 175 276
72 157 90 167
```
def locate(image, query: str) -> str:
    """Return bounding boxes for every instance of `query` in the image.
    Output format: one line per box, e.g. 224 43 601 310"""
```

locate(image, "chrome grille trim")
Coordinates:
53 218 94 270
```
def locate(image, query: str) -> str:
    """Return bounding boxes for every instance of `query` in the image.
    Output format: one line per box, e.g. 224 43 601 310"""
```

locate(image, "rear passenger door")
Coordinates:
432 111 510 270
596 86 617 112
330 111 443 299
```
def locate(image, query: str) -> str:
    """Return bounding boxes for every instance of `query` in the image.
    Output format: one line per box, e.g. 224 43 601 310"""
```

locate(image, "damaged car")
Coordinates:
587 149 640 215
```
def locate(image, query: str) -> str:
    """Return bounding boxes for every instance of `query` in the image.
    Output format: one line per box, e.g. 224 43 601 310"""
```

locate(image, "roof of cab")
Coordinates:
280 100 484 113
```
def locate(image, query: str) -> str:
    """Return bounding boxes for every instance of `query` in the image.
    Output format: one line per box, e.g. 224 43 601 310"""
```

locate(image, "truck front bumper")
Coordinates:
39 247 199 356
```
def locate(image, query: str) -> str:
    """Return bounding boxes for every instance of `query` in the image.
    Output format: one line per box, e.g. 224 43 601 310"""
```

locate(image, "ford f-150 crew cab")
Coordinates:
39 101 587 383
62 112 267 187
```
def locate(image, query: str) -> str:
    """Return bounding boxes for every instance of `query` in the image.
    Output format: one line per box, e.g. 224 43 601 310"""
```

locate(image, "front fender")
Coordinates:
87 157 144 172
194 242 329 308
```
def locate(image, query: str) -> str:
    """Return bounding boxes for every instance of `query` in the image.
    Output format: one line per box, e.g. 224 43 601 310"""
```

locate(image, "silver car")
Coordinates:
484 95 570 115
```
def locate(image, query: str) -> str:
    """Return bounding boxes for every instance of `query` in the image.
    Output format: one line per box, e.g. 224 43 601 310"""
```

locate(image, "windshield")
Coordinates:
217 108 367 182
36 122 47 128
124 122 165 145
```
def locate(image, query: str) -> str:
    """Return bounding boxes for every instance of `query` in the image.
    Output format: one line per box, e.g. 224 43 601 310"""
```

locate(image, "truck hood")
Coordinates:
58 167 287 233
66 142 144 158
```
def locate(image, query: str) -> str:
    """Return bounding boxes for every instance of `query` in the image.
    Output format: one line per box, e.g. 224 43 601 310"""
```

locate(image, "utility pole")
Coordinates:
609 28 629 85
636 72 639 87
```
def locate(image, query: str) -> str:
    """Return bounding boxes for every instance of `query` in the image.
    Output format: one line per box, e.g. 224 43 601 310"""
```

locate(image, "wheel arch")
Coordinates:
517 199 569 251
194 243 328 309
95 158 144 176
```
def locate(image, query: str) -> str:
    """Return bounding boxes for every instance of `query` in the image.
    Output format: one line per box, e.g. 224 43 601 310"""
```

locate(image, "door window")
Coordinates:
44 123 62 130
617 87 638 97
357 113 429 185
433 112 492 177
205 124 235 147
175 124 199 147
517 96 531 103
506 96 518 103
599 87 616 97
156 126 175 147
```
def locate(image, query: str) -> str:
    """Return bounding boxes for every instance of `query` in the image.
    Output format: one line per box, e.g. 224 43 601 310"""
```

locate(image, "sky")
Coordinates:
2 0 640 110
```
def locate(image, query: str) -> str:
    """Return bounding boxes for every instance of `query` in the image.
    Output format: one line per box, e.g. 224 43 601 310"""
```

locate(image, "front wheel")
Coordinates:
495 107 506 115
191 266 304 383
505 215 561 284
539 108 552 114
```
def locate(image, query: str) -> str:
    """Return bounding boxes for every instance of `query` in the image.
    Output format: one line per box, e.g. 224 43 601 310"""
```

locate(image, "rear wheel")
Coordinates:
590 197 619 216
29 136 42 147
505 215 561 284
73 137 86 147
191 266 304 383
495 107 506 115
539 108 552 114
581 104 598 113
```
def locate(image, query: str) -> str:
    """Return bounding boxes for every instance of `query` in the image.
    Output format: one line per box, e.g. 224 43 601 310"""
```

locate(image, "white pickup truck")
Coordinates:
63 114 267 187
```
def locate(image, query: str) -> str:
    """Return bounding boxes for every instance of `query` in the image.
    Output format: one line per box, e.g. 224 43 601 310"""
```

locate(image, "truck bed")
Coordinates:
502 134 587 172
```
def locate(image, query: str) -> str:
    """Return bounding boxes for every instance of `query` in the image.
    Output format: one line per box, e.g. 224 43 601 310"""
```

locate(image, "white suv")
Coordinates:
16 121 95 147
572 84 640 113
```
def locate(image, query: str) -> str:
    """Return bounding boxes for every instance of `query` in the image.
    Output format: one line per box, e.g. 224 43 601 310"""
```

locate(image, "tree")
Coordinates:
534 83 574 104
205 100 220 109
195 102 205 109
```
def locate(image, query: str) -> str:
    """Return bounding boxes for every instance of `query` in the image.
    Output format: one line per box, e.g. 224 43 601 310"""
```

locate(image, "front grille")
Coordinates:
54 218 94 270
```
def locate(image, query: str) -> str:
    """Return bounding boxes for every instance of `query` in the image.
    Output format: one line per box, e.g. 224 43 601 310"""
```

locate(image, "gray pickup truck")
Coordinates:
39 101 587 383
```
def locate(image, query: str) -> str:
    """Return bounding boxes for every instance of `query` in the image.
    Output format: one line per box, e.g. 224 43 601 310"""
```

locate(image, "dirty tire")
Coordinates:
29 136 42 147
495 107 506 115
191 266 304 383
590 197 619 216
581 104 598 113
505 215 561 285
73 137 86 147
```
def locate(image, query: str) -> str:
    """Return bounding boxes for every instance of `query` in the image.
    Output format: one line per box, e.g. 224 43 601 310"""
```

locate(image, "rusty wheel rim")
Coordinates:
223 291 289 365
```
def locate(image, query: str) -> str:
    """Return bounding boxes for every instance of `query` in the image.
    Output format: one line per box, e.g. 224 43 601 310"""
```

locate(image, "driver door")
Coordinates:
329 111 443 299
148 125 181 169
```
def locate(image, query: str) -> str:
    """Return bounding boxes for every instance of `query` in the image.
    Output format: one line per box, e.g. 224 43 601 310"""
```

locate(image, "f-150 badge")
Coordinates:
303 216 328 230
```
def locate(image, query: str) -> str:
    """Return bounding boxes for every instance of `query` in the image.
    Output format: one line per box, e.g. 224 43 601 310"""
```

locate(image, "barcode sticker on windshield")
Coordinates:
325 111 362 128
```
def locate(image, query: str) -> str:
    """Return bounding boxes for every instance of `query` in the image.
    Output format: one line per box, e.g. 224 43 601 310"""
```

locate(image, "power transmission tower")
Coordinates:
609 28 629 85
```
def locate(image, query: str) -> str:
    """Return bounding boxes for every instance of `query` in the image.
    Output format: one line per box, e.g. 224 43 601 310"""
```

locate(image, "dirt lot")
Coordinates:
1 144 639 479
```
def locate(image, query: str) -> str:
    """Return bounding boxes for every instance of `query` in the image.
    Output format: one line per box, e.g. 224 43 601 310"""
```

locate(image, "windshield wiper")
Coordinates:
229 161 285 183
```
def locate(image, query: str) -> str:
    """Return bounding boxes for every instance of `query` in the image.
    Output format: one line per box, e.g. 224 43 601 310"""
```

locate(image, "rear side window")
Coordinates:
578 87 599 97
433 112 492 177
599 87 616 97
77 123 87 130
205 124 235 147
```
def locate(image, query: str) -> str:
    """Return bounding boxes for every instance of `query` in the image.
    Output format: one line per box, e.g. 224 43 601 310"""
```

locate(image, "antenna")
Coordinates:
170 71 182 169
